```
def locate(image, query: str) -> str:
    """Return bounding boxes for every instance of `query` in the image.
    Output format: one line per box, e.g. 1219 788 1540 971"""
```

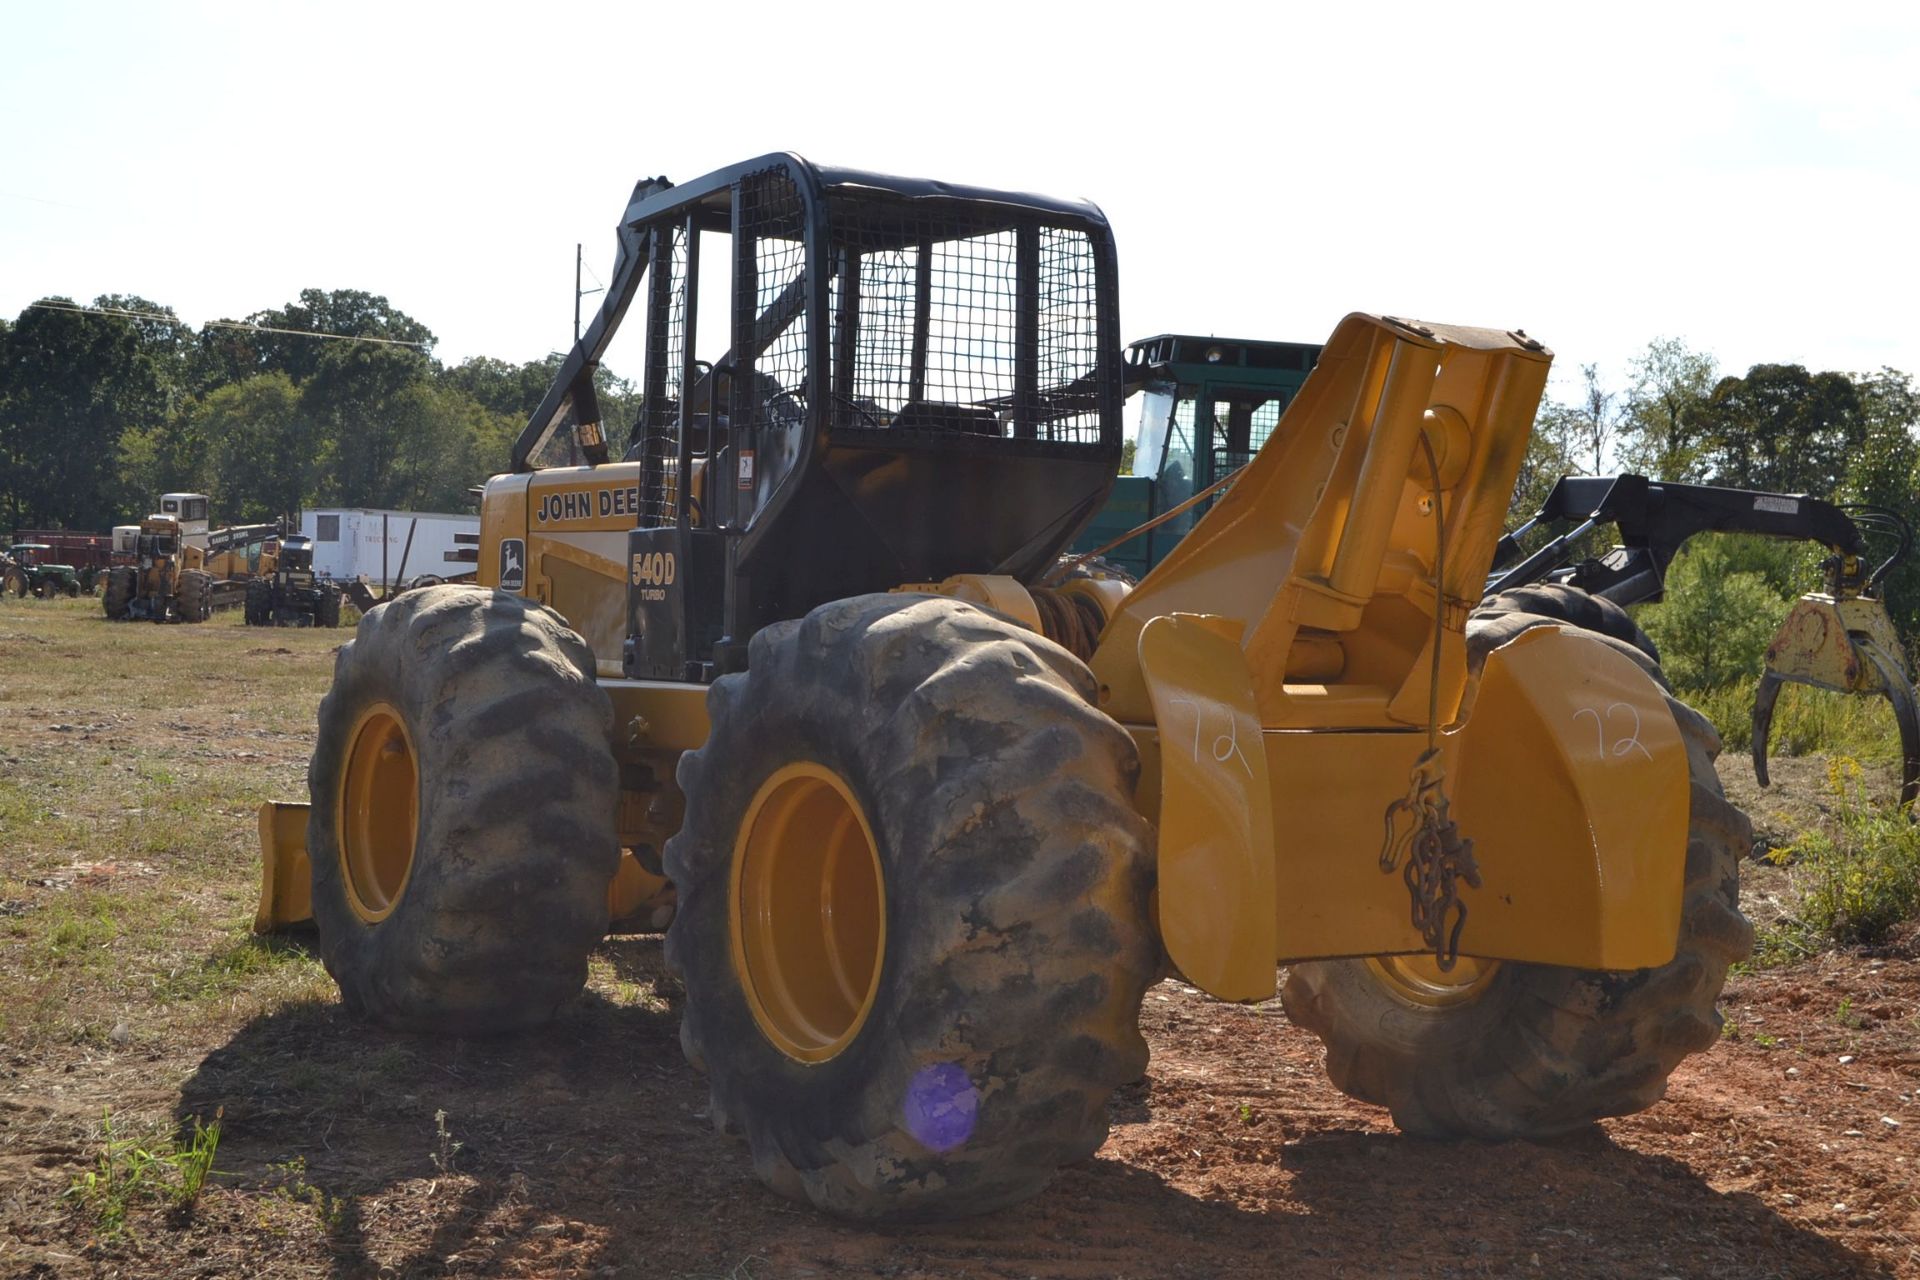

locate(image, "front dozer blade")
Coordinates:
254 801 313 932
1751 595 1920 811
252 800 669 933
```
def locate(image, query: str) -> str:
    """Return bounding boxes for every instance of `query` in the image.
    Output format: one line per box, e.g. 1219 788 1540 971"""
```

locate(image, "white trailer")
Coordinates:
300 508 479 589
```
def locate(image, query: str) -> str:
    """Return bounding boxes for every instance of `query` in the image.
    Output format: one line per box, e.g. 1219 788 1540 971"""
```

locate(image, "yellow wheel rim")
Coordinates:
338 701 419 924
1364 953 1502 1008
729 763 886 1064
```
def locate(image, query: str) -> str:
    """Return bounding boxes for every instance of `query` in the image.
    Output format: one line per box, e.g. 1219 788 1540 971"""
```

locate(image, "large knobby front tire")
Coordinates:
175 569 214 623
1282 587 1753 1138
307 586 620 1035
664 594 1157 1221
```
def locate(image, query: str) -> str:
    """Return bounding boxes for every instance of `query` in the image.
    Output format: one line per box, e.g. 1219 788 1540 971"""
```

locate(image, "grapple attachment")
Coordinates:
1752 593 1920 809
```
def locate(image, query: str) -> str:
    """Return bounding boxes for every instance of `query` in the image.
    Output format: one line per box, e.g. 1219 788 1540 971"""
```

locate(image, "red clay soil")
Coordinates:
3 932 1915 1280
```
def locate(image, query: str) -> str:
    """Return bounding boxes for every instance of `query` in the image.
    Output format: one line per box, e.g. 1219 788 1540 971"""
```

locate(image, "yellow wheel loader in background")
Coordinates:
258 155 1752 1221
103 513 215 623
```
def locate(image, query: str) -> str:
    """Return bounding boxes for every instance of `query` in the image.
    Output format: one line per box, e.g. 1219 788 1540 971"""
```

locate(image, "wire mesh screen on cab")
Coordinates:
637 222 691 528
632 169 1110 532
828 206 1102 446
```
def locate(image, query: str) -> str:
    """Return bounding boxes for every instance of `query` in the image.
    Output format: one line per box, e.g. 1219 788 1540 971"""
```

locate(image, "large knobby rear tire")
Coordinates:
307 586 619 1035
103 567 134 620
1281 587 1753 1138
664 594 1157 1221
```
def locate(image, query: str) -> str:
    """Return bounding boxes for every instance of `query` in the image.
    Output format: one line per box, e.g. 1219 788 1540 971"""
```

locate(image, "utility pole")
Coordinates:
574 244 604 344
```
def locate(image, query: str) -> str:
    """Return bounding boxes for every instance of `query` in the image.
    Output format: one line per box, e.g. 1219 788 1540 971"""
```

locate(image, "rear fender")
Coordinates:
1137 621 1691 1002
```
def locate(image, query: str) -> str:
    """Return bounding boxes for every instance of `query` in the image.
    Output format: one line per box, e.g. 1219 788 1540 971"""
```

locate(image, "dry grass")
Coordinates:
0 596 339 1051
0 593 1911 1278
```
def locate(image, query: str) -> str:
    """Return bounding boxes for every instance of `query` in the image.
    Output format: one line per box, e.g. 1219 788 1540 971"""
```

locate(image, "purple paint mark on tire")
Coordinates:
903 1062 978 1153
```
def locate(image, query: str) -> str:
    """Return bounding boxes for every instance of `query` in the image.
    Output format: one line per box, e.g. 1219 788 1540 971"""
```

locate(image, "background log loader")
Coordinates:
257 154 1753 1222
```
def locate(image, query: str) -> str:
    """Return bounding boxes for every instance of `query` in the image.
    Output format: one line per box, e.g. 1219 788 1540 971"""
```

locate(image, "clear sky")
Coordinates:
3 1 1915 406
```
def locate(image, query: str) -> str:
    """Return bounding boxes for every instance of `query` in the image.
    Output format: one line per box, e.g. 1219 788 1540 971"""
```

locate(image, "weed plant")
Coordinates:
1754 758 1920 963
66 1108 222 1237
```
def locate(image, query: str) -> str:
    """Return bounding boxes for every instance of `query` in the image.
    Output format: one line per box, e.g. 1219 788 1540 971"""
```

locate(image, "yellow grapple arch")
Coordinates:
1085 314 1689 999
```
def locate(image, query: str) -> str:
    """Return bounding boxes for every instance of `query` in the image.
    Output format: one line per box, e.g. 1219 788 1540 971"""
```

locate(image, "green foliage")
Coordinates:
1837 367 1920 643
1755 758 1920 963
1638 537 1795 689
1618 337 1718 481
0 287 594 531
66 1108 223 1237
431 1108 462 1176
1688 675 1906 768
269 1157 347 1236
1695 363 1866 495
198 373 312 524
0 295 189 530
1509 399 1580 527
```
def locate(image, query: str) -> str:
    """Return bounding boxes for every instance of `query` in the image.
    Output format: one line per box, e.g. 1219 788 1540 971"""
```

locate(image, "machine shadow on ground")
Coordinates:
168 935 1880 1279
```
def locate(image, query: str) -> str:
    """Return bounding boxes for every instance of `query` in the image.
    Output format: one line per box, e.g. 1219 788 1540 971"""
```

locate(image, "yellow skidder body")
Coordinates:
253 156 1748 1224
260 315 1691 989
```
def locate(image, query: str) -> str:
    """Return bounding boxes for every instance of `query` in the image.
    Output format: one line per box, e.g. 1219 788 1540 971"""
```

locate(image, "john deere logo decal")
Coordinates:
500 538 526 591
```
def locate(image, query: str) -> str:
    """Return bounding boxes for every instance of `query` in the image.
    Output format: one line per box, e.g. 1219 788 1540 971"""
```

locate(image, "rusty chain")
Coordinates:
1375 431 1482 970
1378 748 1482 969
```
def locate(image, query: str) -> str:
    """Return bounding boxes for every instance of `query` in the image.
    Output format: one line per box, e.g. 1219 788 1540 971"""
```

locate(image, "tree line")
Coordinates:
1517 337 1918 512
0 289 640 533
4 294 1916 609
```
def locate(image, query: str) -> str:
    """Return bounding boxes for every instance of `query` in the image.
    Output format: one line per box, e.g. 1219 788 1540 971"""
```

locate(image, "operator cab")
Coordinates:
279 535 315 573
136 515 181 565
502 153 1126 681
159 493 211 548
9 543 50 568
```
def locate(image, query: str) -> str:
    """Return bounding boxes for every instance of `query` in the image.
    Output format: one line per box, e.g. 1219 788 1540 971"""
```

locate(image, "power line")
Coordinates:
22 300 433 350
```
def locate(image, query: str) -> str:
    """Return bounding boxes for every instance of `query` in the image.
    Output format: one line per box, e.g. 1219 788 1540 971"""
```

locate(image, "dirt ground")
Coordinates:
1 601 1917 1278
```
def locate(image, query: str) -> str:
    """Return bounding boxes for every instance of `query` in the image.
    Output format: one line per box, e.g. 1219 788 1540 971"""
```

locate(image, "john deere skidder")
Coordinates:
259 155 1751 1221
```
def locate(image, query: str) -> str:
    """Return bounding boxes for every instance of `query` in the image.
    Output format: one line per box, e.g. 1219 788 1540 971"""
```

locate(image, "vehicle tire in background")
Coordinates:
307 586 619 1035
175 570 214 623
2 568 26 598
1282 586 1752 1138
103 567 135 620
244 579 271 627
318 587 342 629
666 593 1157 1221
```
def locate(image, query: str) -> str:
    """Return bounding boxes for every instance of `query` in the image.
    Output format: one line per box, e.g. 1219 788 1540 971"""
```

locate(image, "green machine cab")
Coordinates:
1069 334 1321 579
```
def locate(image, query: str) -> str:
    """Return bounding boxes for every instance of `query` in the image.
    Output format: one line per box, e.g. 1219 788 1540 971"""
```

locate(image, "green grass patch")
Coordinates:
66 1108 223 1238
15 893 133 972
1752 757 1920 964
1687 676 1908 767
154 932 323 1003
